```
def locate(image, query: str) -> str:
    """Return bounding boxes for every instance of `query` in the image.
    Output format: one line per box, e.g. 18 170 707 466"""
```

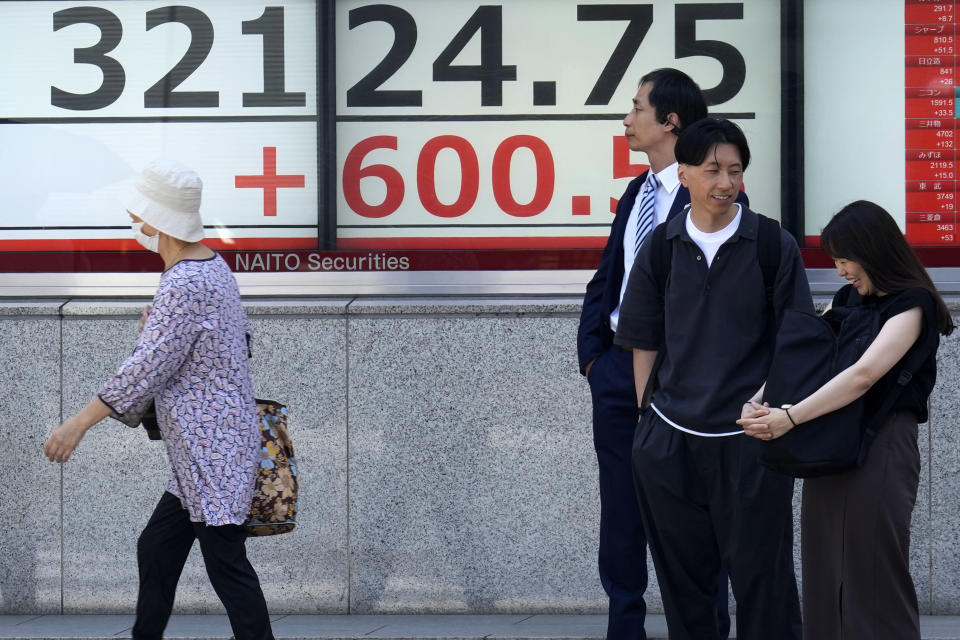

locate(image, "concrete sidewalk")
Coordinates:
3 614 960 639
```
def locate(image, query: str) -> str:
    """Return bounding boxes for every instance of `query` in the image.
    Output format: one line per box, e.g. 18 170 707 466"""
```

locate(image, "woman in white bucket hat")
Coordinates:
44 159 274 640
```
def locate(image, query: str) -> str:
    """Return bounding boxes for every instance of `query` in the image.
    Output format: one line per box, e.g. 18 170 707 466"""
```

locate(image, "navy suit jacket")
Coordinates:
576 170 749 374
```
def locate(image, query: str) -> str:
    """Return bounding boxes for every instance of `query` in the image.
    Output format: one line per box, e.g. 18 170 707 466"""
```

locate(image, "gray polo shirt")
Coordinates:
613 206 814 435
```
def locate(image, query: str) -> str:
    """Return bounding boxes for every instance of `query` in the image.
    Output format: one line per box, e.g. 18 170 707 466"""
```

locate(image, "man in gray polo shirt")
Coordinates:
614 118 812 640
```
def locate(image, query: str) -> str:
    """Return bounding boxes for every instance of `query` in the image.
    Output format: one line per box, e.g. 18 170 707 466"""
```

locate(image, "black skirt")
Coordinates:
800 410 921 640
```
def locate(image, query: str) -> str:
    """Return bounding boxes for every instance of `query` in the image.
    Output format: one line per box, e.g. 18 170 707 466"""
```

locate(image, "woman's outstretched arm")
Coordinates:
44 396 112 463
738 307 923 440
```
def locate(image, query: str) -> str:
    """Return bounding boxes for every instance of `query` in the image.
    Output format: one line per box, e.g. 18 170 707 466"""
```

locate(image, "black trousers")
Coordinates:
632 410 801 640
801 410 921 640
132 492 274 640
590 345 730 639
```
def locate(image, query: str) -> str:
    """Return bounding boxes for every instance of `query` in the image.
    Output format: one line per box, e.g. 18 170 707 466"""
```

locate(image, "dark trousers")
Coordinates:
631 410 801 640
132 492 274 640
801 410 921 640
589 345 730 639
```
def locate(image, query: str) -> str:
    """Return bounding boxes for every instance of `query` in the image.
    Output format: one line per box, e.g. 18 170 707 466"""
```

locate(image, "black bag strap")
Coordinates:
756 214 781 309
844 283 862 306
856 311 936 464
639 223 671 409
649 222 671 294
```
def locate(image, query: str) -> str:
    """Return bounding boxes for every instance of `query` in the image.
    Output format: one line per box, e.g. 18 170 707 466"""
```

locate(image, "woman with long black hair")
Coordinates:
738 200 953 640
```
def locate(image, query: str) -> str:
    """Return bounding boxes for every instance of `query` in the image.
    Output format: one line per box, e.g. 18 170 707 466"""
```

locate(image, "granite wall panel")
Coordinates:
0 302 66 614
929 323 960 614
346 299 605 613
60 301 181 613
244 300 350 613
4 297 957 616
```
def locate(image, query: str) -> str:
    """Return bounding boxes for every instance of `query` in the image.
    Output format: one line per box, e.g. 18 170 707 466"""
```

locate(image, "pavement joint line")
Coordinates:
364 623 389 636
513 616 535 624
3 615 960 640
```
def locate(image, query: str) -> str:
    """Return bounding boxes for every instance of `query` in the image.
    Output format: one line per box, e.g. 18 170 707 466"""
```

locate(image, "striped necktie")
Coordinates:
635 172 660 255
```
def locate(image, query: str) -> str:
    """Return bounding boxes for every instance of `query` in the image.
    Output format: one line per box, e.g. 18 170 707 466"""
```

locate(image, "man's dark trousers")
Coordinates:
589 345 731 639
589 344 647 639
632 411 801 640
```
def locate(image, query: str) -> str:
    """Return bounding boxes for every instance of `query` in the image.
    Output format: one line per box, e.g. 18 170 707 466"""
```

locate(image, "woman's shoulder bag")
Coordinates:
760 294 931 478
245 399 299 536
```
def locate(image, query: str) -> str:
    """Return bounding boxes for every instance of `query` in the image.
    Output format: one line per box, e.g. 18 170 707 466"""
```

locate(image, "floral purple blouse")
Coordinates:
99 255 259 526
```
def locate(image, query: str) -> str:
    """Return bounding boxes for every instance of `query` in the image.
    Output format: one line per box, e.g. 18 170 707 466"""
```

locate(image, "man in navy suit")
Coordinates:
578 68 743 640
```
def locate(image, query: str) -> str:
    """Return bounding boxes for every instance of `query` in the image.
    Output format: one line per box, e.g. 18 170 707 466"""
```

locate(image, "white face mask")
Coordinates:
132 221 160 253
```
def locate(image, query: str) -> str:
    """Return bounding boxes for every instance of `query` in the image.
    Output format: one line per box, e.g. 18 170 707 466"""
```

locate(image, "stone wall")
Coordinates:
1 296 957 615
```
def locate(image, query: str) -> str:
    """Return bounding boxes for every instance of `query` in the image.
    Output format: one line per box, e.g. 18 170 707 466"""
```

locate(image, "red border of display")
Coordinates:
1 244 959 273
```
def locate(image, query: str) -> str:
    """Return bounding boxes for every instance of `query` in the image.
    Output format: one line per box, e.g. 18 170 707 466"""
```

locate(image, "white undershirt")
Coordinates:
610 163 681 332
684 204 742 267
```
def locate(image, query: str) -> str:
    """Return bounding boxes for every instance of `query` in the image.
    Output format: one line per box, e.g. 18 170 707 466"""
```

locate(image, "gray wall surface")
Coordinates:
0 296 957 615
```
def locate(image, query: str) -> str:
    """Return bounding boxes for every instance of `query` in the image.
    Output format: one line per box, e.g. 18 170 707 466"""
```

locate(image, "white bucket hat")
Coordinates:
123 159 205 242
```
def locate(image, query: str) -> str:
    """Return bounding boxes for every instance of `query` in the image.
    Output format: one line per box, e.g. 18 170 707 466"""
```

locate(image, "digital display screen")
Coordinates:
334 0 782 250
10 1 950 278
1 0 320 262
905 1 958 245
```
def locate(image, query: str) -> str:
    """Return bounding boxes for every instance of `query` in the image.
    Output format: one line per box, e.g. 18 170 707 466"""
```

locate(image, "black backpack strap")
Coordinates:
756 214 781 309
857 319 936 464
648 222 671 296
845 284 862 306
638 223 671 410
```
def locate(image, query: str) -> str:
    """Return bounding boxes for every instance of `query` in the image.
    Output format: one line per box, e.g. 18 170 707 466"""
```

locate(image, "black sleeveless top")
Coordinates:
832 284 940 423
